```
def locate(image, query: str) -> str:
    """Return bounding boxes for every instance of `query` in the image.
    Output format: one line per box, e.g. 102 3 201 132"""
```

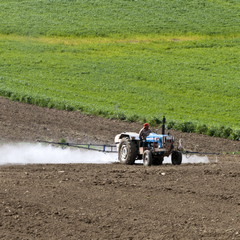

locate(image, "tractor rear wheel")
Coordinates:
171 151 182 165
118 138 137 165
143 150 152 166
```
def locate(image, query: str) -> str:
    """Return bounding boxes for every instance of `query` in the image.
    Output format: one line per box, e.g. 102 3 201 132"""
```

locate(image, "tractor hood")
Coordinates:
146 133 174 145
146 132 169 141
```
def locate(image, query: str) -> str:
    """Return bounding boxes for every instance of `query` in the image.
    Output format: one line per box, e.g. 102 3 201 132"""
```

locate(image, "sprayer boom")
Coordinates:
37 140 117 153
183 151 220 155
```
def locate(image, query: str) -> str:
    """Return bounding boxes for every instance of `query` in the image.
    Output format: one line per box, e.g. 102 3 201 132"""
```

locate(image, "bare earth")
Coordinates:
1 96 240 240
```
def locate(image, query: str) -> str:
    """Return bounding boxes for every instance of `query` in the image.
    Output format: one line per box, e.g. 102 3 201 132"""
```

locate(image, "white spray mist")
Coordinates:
0 143 117 165
0 143 209 165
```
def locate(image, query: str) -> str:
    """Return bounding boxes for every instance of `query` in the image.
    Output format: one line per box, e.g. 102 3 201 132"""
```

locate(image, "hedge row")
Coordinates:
166 121 240 141
1 90 239 141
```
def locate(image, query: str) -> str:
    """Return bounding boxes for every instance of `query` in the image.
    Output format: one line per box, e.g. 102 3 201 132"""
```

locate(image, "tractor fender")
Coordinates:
114 132 140 144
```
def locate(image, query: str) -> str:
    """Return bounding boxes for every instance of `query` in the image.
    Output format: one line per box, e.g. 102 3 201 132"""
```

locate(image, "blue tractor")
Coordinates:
114 117 182 166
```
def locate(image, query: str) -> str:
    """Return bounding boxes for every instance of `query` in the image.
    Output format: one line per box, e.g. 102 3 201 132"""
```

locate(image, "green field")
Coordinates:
1 0 240 37
0 0 240 140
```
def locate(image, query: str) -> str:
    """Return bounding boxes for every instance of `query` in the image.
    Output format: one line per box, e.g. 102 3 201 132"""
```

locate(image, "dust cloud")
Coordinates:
0 143 210 165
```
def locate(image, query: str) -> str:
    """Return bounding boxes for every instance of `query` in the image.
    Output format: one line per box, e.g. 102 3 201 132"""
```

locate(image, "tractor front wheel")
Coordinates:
171 151 182 165
143 150 152 166
118 138 137 165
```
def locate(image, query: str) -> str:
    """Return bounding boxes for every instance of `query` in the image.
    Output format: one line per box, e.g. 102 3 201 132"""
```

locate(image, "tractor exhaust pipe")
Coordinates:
162 116 165 135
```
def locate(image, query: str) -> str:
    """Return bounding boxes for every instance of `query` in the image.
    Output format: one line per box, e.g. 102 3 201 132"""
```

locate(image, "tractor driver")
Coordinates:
139 123 152 147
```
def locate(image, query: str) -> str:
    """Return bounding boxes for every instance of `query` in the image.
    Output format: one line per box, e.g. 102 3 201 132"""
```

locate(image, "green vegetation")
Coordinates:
0 0 240 140
59 138 67 144
1 0 240 37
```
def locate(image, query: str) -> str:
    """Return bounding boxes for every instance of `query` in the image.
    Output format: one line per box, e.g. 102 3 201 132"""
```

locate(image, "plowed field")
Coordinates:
1 96 240 239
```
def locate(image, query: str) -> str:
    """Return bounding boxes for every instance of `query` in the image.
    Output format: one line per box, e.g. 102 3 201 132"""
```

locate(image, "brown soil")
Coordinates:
1 96 240 239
